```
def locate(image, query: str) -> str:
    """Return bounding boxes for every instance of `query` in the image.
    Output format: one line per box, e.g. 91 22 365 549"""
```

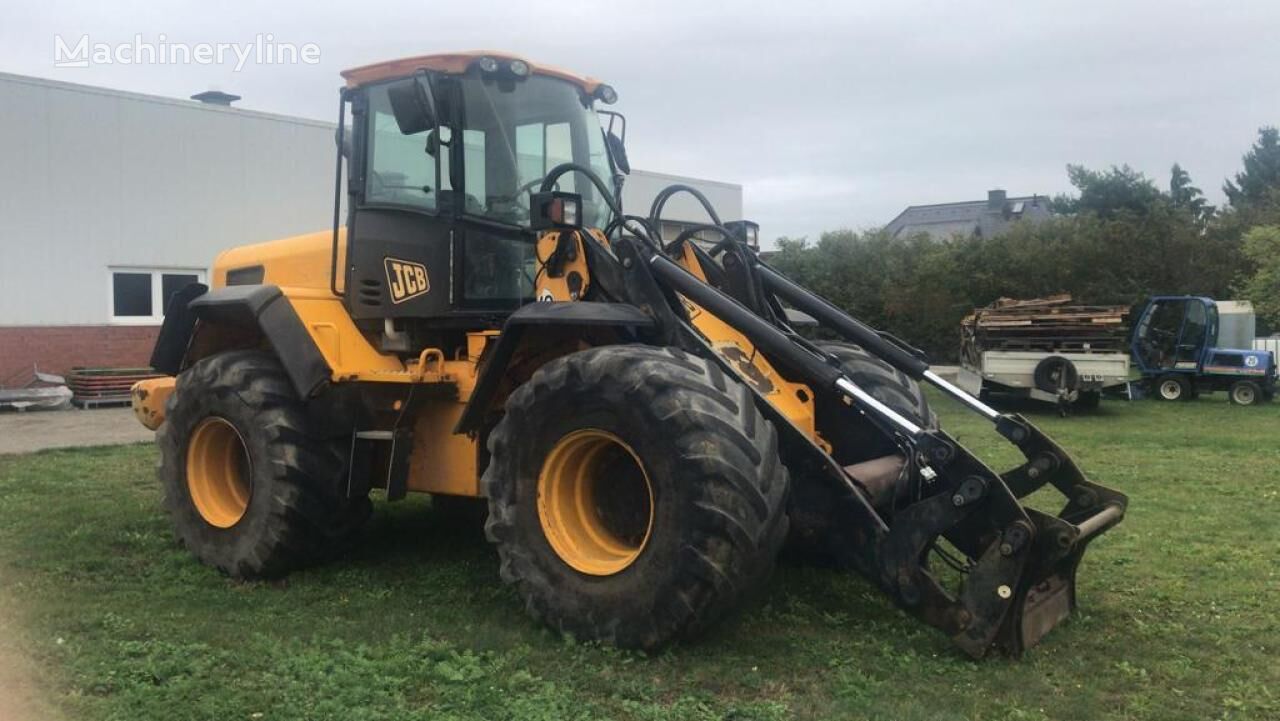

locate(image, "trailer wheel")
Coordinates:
1076 391 1101 410
158 350 370 578
1229 380 1262 406
1155 374 1191 401
483 345 789 651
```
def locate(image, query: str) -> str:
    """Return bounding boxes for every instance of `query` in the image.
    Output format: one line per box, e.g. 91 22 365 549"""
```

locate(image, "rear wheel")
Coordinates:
1155 374 1191 402
158 351 370 578
787 342 936 563
483 345 788 650
1229 380 1262 406
812 341 936 457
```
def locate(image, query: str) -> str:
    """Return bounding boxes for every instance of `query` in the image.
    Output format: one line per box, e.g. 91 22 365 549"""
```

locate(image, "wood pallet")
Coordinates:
67 367 161 409
960 295 1130 362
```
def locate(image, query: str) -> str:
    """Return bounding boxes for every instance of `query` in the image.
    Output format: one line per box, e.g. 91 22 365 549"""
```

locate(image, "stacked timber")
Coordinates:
67 367 162 408
960 295 1129 364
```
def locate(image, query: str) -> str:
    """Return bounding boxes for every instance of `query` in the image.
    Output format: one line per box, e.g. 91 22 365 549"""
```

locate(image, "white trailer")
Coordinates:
959 296 1132 411
956 350 1130 408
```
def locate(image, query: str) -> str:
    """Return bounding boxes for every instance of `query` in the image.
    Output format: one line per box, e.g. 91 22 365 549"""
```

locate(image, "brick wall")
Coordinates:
0 326 159 385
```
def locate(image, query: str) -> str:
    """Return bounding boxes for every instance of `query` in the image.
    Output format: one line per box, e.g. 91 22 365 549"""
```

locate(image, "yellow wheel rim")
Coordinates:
537 429 654 576
186 417 253 528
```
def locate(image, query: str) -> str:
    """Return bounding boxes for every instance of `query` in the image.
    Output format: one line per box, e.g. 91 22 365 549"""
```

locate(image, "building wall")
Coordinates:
0 73 743 382
620 169 743 229
0 72 338 328
0 73 340 380
0 326 159 384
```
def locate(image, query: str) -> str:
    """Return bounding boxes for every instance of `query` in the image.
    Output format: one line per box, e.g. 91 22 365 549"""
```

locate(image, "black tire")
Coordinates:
786 342 936 564
158 350 370 578
813 341 937 463
1034 356 1079 394
1076 391 1101 410
1229 380 1262 406
1154 374 1191 402
482 345 789 651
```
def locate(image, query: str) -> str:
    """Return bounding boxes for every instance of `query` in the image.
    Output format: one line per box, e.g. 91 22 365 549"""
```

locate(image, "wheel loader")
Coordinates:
131 51 1126 657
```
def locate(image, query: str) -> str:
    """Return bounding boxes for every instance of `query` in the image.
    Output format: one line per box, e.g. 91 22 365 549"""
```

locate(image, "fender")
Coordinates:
453 301 655 434
150 284 332 399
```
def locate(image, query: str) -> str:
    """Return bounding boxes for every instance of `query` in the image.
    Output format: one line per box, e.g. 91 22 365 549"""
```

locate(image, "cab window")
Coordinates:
365 83 438 211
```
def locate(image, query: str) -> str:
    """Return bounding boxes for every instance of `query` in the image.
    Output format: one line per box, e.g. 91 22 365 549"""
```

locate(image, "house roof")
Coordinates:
885 193 1052 240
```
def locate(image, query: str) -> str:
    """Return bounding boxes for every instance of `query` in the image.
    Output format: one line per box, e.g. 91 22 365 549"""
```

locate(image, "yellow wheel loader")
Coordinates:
131 51 1126 656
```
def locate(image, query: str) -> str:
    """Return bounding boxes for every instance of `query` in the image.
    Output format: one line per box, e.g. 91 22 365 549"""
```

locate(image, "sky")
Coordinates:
4 0 1279 245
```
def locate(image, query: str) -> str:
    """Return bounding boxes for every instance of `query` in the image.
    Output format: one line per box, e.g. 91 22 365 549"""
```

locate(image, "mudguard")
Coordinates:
149 284 332 399
453 301 655 434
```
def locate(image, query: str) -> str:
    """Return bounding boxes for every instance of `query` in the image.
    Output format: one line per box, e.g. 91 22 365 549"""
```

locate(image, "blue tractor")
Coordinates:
1132 295 1277 405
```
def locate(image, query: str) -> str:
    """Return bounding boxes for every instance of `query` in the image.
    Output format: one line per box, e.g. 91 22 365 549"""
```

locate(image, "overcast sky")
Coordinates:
4 0 1278 244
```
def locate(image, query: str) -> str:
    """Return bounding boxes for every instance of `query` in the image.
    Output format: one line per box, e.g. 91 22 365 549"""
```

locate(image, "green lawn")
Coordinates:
0 394 1277 721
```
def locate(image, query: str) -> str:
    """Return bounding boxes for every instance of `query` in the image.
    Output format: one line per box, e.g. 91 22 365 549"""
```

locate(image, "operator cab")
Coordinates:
337 52 623 345
1132 296 1218 371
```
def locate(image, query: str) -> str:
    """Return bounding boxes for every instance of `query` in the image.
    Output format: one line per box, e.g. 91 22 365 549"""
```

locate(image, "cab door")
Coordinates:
1174 299 1209 370
1135 298 1187 371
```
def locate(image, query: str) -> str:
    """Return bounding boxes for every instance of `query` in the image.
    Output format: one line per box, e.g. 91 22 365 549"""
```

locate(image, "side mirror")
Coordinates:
386 77 436 135
606 131 630 175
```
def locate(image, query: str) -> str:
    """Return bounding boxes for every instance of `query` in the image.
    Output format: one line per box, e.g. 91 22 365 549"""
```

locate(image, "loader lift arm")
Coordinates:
542 163 1128 656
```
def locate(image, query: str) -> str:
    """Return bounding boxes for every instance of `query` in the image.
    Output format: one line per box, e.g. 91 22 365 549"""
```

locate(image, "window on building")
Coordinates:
110 268 205 324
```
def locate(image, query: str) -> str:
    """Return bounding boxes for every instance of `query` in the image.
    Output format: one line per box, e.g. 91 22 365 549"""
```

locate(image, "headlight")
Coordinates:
508 59 531 77
594 84 618 105
476 56 499 73
529 191 584 230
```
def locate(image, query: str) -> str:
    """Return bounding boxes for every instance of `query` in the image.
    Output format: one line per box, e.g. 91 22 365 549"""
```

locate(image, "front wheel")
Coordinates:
1154 374 1191 402
482 345 789 650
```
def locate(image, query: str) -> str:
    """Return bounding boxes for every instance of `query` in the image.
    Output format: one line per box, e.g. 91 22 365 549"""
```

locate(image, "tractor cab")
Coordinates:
337 53 624 337
1132 295 1276 404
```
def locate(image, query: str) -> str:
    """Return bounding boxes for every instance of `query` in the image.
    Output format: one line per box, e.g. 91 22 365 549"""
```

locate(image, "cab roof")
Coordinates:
340 51 603 94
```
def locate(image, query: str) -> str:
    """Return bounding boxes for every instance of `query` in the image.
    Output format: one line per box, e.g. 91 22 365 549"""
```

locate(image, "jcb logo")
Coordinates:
384 257 430 304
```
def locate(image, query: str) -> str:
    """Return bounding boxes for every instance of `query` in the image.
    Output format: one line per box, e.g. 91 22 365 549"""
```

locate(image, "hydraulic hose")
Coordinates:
647 184 724 240
540 162 660 250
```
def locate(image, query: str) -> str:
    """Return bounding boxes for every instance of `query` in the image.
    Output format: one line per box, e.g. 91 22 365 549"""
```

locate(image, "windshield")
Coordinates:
452 71 612 227
364 72 614 229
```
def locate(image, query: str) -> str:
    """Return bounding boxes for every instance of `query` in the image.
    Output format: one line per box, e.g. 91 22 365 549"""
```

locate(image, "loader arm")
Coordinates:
545 170 1126 660
646 243 1126 656
530 162 1128 657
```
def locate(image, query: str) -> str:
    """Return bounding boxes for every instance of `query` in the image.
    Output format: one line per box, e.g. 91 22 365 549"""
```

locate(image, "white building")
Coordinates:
0 72 742 383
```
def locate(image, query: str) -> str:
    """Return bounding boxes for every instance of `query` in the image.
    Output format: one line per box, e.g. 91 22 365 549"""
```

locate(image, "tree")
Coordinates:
1238 225 1280 329
1224 127 1280 209
1169 163 1213 222
1062 164 1164 219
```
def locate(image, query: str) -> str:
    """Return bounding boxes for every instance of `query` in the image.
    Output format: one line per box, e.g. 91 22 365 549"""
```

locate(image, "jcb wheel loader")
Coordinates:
131 51 1126 657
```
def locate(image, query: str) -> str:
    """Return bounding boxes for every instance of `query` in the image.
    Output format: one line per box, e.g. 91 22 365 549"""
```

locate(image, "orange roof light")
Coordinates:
340 50 604 94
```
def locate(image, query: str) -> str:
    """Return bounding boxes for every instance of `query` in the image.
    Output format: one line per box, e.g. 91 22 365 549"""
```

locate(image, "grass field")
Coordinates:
0 394 1277 721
